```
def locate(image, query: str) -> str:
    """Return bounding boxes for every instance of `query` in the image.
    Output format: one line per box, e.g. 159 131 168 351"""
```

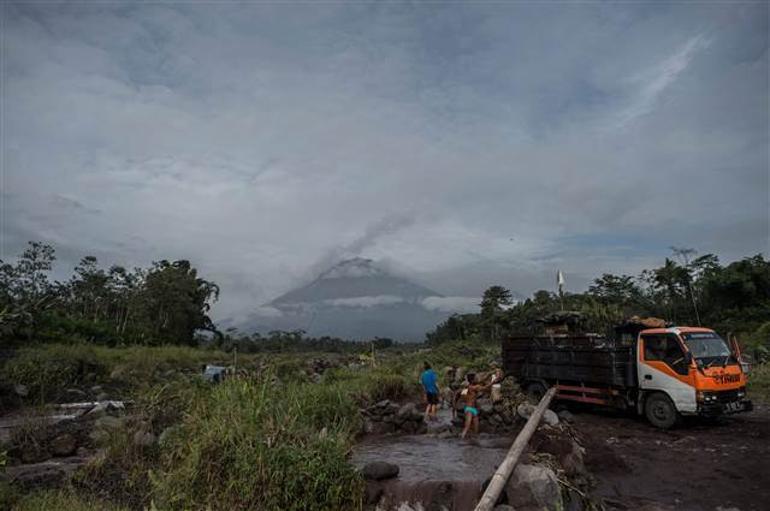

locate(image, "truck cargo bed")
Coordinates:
503 335 637 388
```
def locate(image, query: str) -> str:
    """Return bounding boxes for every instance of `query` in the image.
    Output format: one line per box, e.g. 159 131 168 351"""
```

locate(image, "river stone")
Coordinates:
505 464 561 511
543 409 559 426
50 433 78 457
397 403 418 419
478 398 494 415
517 403 536 419
362 461 399 481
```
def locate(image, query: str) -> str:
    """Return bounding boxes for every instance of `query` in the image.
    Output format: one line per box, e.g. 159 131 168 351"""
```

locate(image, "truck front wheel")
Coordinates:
644 393 679 429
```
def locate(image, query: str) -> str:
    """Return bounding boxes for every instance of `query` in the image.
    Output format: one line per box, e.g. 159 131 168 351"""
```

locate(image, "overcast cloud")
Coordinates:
1 2 767 320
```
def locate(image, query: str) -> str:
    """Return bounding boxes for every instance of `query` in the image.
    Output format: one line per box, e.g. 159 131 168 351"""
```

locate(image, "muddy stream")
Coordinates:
351 409 514 510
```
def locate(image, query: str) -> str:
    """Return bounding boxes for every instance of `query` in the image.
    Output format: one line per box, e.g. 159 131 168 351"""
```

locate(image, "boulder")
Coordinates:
50 433 78 457
517 403 536 420
478 398 494 415
505 464 562 511
397 403 418 420
557 410 575 423
542 409 559 426
91 385 103 394
362 461 399 481
96 392 110 402
20 446 50 464
14 384 29 397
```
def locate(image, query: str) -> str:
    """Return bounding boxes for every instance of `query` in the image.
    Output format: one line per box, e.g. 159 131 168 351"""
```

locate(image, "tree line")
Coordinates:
427 251 770 356
0 242 219 346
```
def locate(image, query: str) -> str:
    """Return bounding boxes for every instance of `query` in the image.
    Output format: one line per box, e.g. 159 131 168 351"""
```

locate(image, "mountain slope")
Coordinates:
235 258 452 341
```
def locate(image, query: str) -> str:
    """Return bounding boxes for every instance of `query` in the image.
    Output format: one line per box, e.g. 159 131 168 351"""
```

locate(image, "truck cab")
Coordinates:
637 326 752 428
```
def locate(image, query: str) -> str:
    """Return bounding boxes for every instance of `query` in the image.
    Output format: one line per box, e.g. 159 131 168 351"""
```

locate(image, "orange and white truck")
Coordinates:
503 324 753 428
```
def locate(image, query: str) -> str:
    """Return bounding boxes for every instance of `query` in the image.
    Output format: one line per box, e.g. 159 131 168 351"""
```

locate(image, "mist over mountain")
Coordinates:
228 258 481 341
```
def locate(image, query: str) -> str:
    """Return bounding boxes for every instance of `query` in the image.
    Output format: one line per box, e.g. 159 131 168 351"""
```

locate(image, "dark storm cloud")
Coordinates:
1 2 767 318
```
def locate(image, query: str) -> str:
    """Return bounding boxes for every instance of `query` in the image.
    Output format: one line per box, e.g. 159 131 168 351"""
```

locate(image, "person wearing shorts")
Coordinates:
420 362 440 421
461 372 492 439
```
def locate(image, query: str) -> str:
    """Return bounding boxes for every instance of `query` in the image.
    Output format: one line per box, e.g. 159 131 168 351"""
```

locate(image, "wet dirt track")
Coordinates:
573 402 770 511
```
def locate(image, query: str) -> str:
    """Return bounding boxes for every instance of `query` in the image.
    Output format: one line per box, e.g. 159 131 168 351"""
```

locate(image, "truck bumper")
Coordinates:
698 399 753 417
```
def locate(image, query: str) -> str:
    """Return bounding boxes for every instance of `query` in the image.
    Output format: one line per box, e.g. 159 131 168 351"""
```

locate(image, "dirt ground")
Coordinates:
571 401 770 511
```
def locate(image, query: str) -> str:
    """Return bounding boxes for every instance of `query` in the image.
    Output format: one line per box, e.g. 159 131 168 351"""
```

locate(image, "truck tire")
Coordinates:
525 382 547 403
644 393 679 429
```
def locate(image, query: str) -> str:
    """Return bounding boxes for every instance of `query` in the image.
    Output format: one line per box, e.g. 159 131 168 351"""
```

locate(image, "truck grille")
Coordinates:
715 389 740 403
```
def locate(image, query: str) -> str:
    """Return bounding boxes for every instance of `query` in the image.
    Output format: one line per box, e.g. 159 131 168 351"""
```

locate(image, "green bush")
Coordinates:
365 373 414 403
748 363 770 403
0 344 109 403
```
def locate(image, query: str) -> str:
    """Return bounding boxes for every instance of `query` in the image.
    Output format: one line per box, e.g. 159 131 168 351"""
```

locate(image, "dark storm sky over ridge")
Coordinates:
1 2 768 319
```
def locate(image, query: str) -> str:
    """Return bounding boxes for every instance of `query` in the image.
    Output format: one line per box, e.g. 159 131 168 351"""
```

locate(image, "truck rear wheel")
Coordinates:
644 393 678 429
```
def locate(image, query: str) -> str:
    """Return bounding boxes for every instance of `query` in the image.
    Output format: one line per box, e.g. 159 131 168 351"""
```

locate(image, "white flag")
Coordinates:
557 270 565 288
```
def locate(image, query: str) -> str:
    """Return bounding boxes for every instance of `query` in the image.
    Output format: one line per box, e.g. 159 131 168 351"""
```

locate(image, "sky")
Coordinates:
1 1 768 321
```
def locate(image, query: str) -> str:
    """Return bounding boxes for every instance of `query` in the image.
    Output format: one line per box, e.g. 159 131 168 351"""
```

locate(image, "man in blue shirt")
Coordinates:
420 362 440 421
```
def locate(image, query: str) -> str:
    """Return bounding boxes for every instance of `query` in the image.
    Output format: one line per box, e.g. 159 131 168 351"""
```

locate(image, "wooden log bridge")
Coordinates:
474 386 558 511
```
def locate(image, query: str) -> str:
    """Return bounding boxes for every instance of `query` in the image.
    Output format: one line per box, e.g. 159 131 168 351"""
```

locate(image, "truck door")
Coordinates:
639 333 696 413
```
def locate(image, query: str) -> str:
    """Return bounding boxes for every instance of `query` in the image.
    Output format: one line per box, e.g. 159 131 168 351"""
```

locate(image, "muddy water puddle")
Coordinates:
352 434 510 482
352 433 513 510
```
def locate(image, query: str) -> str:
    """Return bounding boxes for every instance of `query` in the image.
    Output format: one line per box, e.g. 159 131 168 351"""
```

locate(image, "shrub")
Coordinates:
748 363 770 404
0 344 108 403
365 373 414 403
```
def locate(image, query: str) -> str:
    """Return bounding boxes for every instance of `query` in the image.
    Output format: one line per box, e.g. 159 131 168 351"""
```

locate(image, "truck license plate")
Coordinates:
725 402 743 413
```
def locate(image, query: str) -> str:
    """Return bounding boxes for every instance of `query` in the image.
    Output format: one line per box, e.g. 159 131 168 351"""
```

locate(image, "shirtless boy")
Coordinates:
459 372 493 439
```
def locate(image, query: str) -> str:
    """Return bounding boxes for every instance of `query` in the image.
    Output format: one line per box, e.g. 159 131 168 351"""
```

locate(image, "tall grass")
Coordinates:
150 378 364 510
10 489 128 511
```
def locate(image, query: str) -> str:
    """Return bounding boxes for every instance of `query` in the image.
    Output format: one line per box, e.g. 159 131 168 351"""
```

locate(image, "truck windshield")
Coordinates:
681 332 730 361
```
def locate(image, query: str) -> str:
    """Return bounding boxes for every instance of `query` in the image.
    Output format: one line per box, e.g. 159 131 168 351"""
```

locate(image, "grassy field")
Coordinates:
0 340 500 510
